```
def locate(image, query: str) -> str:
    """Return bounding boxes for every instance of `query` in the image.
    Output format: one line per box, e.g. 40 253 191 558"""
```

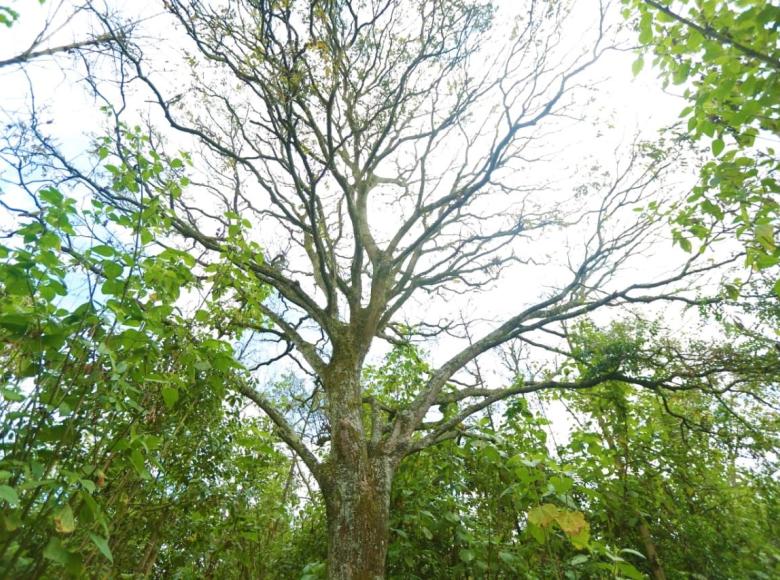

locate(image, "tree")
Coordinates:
559 318 780 579
2 0 766 577
625 0 779 290
0 122 298 577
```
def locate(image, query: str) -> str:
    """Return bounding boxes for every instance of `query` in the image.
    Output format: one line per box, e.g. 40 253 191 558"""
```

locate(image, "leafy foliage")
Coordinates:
625 0 779 289
0 128 289 577
1 1 779 578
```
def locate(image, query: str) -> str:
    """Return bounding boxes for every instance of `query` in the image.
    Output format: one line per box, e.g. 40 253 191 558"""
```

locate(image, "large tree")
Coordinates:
2 0 765 577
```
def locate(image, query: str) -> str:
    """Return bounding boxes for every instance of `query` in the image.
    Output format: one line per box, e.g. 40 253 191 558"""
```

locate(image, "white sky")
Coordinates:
0 0 740 441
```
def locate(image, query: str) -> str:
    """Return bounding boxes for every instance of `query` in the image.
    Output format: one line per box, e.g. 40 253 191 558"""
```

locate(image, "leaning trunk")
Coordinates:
324 454 394 580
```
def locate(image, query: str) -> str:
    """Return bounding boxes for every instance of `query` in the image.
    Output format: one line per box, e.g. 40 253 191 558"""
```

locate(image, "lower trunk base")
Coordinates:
324 456 393 580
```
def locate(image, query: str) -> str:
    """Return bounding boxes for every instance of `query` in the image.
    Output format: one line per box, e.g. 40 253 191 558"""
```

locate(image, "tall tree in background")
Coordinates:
2 0 775 577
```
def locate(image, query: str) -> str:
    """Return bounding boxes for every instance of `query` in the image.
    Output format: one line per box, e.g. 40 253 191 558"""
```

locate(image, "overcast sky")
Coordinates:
0 1 732 442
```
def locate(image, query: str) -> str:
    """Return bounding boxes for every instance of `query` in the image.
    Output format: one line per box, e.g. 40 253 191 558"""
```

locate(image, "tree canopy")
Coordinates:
0 0 778 578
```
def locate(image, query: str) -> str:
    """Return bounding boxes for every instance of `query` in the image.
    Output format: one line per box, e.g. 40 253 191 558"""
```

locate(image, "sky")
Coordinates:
0 0 736 448
1 0 685 172
0 0 717 357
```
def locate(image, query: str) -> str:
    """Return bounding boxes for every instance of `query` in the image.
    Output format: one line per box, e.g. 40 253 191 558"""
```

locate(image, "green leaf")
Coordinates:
89 532 113 562
527 522 546 544
43 537 71 565
459 549 476 563
2 388 26 403
638 13 653 44
755 223 775 252
711 138 725 156
54 504 76 534
0 485 19 507
80 479 96 494
0 314 32 336
672 62 690 85
2 512 21 532
39 187 64 206
631 55 644 76
570 554 589 566
724 284 740 300
194 359 212 371
130 449 150 479
91 244 115 257
569 525 590 550
102 260 124 279
679 106 693 118
620 548 647 559
700 200 724 221
162 386 180 408
528 503 559 528
616 561 646 580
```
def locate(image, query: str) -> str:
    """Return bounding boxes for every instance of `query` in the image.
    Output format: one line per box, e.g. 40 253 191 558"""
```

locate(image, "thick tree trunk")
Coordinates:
324 454 394 580
319 342 398 579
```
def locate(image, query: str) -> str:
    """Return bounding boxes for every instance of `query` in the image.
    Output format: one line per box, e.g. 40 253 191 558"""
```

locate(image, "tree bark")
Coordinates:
323 454 394 580
319 346 396 580
638 519 666 580
137 525 160 577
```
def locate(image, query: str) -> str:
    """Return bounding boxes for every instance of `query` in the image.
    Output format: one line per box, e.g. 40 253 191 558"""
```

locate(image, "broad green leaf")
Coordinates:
570 554 589 566
528 503 559 528
755 223 775 252
0 484 19 507
162 386 180 408
102 260 124 279
89 532 113 563
638 13 653 44
569 525 590 550
130 449 150 479
631 56 644 76
39 187 64 205
54 504 76 534
43 537 71 565
91 244 115 257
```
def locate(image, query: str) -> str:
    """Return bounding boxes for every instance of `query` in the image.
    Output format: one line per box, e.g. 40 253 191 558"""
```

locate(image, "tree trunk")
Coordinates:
137 525 160 577
638 519 666 580
319 342 398 579
323 454 394 579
